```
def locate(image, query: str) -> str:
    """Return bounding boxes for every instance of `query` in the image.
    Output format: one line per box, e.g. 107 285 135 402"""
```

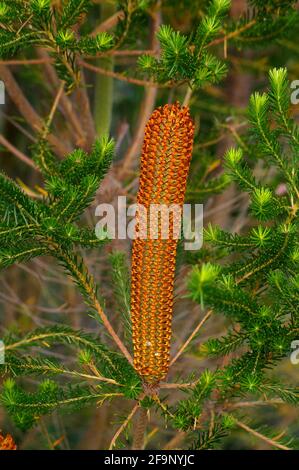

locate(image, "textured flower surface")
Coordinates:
131 102 195 383
0 432 17 450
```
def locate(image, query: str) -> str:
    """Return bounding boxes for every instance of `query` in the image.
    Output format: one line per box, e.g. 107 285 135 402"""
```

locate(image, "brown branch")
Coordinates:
0 51 157 63
0 65 70 156
209 20 257 47
183 86 193 107
0 134 38 170
44 82 65 133
37 49 86 148
57 249 133 365
132 407 148 450
79 59 167 88
91 10 125 36
107 49 156 57
73 70 96 151
1 112 36 142
109 400 142 450
235 419 291 451
119 87 157 175
227 399 284 409
160 382 196 390
170 309 213 366
85 49 157 59
118 2 161 177
93 295 133 365
0 59 51 65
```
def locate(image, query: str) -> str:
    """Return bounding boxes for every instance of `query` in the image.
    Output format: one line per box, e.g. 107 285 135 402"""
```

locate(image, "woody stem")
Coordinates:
132 407 148 450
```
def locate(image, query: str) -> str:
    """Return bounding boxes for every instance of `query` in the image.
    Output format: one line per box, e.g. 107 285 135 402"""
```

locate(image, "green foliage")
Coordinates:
0 325 142 429
58 0 90 30
1 76 299 451
0 128 143 430
0 0 113 91
1 378 116 430
137 0 298 89
189 416 234 450
195 0 231 54
138 0 230 88
173 370 217 431
185 69 299 442
226 1 298 48
0 0 297 93
0 136 113 274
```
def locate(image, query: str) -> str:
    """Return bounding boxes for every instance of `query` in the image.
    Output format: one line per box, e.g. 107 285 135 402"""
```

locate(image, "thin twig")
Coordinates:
0 65 70 156
0 58 51 65
1 112 36 142
79 60 166 88
40 418 55 450
160 382 196 390
183 86 193 107
102 49 156 57
170 309 213 366
57 249 133 365
120 87 157 175
37 48 86 147
228 399 284 409
42 82 65 138
0 134 37 169
118 2 161 176
209 20 257 47
93 294 133 365
109 401 141 450
74 70 96 150
235 418 291 451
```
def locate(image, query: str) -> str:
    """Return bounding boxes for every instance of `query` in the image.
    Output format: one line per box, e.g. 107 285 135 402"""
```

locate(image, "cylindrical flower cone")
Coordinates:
0 432 17 450
131 102 195 384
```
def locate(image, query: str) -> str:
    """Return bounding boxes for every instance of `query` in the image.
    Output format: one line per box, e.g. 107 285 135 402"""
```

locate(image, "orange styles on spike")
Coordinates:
0 432 17 450
131 103 195 383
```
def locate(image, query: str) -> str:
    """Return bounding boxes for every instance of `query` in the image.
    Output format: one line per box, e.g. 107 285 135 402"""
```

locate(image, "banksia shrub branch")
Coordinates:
131 103 195 384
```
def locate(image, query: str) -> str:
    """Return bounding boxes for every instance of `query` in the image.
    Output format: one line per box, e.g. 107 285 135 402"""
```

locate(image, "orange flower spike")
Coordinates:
131 103 195 384
0 432 17 450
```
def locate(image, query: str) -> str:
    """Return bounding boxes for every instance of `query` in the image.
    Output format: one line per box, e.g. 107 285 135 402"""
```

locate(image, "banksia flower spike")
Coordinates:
131 102 195 384
0 432 17 450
